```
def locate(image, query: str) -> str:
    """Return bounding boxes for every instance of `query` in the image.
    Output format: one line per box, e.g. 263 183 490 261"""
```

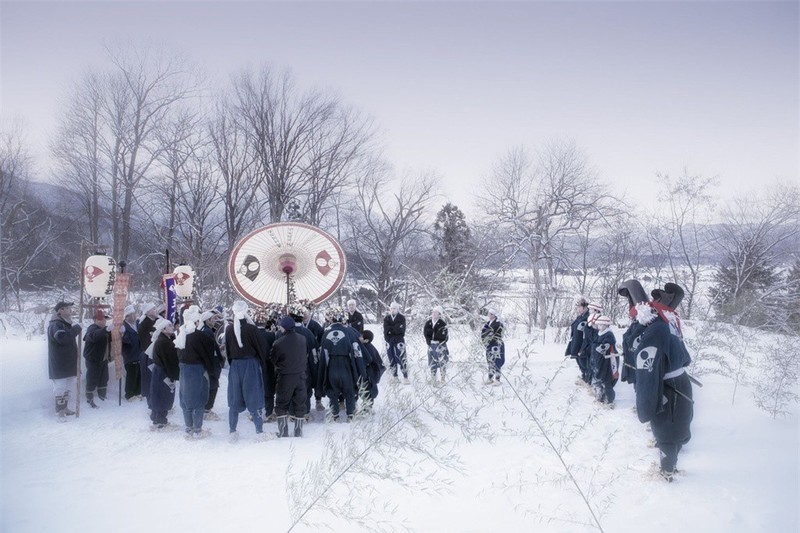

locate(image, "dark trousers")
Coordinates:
386 338 407 378
652 374 693 471
275 373 306 418
205 375 220 411
576 356 590 383
263 361 277 416
124 362 141 399
85 360 109 400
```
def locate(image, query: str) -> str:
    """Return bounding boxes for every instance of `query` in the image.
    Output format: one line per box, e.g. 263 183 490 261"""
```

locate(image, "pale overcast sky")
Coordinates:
1 1 797 215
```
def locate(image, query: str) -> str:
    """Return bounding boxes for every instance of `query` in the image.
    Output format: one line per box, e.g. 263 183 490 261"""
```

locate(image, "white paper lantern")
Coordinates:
173 265 195 298
84 254 117 299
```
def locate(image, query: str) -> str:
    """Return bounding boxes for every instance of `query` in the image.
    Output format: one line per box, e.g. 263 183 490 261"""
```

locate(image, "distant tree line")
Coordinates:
1 43 798 338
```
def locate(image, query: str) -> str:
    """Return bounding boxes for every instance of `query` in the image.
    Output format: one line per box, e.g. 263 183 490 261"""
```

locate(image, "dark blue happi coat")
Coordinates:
621 320 647 384
591 329 618 384
566 310 589 358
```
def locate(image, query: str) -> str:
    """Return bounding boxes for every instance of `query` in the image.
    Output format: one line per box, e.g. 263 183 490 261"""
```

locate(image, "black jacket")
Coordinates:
137 316 156 352
121 321 141 365
347 310 365 333
423 318 448 345
83 323 111 365
383 313 406 342
304 318 325 345
47 316 81 379
153 333 180 381
178 331 216 375
225 319 267 363
272 331 308 376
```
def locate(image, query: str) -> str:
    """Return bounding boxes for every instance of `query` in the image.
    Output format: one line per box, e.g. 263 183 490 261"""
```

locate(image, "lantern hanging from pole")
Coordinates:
84 253 117 300
173 264 196 299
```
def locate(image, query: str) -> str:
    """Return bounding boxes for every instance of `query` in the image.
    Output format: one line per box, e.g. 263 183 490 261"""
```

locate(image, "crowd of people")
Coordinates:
47 280 689 480
46 297 508 442
564 279 694 482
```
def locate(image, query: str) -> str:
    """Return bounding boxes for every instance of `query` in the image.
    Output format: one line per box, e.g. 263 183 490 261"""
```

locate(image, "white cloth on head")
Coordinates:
175 307 201 349
145 318 172 357
432 305 443 315
200 311 215 323
232 300 250 348
390 302 401 312
139 302 157 322
123 304 136 317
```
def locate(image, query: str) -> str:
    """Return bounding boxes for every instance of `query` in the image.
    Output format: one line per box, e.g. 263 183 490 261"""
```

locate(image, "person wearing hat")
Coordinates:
272 315 309 437
565 298 590 383
121 304 142 400
423 306 449 383
618 280 650 388
200 308 226 420
225 300 268 442
48 301 82 421
632 282 693 482
589 315 618 406
580 302 603 385
83 309 113 408
137 303 161 406
383 302 408 384
319 307 366 423
176 307 216 439
481 309 505 386
287 303 321 421
147 318 178 429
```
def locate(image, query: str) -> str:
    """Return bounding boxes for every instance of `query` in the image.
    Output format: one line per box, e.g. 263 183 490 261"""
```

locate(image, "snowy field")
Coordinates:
1 325 798 533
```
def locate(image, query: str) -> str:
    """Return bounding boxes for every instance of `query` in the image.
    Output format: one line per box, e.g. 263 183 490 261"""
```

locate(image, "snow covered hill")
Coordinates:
1 326 798 532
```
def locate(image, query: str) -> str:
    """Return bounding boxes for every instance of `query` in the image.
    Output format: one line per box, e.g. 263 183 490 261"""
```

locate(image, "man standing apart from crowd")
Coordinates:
383 302 408 384
48 301 81 421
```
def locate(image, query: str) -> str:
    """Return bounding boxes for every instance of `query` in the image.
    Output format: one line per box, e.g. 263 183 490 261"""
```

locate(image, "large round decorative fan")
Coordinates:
227 222 347 306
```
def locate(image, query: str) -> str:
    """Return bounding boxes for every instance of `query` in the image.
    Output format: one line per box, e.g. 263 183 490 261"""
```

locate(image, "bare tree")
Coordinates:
51 73 106 244
346 161 438 316
230 66 339 222
481 141 614 330
208 98 265 249
646 170 717 319
710 183 800 329
102 43 198 261
300 106 374 226
0 122 63 310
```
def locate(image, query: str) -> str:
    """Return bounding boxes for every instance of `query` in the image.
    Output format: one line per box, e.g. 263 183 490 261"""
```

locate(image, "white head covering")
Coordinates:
488 308 498 320
200 310 215 323
123 304 136 318
432 305 443 317
144 318 172 357
139 302 157 322
174 306 201 349
390 302 401 313
232 300 250 348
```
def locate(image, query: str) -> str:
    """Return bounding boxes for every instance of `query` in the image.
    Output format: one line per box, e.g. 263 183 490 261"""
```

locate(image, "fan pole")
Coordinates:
286 272 291 305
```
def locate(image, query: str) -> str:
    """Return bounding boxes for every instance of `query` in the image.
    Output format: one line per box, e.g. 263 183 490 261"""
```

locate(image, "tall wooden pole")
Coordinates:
76 242 85 418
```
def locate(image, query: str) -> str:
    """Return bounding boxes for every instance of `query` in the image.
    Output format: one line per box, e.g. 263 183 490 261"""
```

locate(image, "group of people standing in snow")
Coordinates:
47 296 507 441
565 279 694 482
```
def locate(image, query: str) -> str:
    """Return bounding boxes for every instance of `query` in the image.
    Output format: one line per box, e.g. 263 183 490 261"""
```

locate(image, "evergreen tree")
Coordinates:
710 238 781 328
432 203 471 274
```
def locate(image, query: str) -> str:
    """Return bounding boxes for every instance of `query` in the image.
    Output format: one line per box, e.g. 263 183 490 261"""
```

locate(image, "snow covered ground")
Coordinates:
1 325 798 533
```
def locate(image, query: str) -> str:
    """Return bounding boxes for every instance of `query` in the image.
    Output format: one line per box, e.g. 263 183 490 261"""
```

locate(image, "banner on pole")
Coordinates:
162 274 177 323
111 272 130 380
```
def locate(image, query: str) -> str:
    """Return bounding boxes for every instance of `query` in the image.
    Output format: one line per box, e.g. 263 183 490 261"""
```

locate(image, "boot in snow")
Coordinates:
315 400 325 411
276 416 289 438
294 417 304 437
